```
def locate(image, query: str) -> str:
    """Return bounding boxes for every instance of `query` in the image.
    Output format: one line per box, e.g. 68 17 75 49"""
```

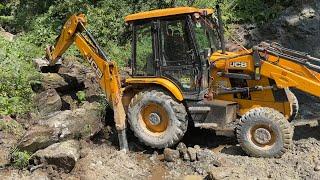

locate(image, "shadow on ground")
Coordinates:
293 124 320 141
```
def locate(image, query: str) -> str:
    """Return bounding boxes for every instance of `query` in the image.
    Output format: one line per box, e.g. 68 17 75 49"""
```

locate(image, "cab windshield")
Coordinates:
192 14 220 54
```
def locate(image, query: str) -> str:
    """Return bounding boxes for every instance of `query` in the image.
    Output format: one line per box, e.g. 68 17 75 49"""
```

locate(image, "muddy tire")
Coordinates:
236 107 293 158
127 90 188 148
285 88 299 122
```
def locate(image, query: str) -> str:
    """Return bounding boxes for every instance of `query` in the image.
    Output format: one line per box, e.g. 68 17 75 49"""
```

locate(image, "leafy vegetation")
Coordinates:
76 91 86 103
0 0 294 116
10 149 32 168
0 37 41 115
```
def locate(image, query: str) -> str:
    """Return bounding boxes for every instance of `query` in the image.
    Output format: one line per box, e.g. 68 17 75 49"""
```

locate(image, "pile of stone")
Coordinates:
14 58 106 171
163 142 221 165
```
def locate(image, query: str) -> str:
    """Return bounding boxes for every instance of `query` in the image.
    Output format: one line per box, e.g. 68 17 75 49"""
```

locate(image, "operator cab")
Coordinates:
125 7 221 100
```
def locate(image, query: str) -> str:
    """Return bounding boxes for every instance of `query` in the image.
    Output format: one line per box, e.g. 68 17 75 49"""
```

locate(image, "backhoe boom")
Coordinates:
212 42 320 98
45 14 128 152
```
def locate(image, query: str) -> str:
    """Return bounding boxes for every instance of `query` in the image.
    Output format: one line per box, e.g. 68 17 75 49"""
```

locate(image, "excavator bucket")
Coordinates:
34 46 62 73
33 58 61 73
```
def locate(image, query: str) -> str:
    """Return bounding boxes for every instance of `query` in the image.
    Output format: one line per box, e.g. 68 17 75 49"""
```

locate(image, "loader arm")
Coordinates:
45 14 128 151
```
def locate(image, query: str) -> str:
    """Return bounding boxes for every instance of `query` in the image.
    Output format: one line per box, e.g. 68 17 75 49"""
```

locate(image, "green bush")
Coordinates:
76 91 86 102
10 149 31 169
0 37 40 115
0 0 295 116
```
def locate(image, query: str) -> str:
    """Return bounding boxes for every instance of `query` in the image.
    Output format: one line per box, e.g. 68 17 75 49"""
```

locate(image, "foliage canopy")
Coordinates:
0 0 294 115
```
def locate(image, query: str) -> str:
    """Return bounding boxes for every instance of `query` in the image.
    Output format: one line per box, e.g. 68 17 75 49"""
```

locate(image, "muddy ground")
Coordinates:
1 103 320 180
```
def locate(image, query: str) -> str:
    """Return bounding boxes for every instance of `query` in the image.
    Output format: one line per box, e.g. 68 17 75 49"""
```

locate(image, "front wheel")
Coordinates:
127 90 188 148
236 107 293 158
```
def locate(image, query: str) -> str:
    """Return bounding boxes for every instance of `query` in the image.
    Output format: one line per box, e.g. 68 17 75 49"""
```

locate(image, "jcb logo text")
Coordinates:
230 62 247 68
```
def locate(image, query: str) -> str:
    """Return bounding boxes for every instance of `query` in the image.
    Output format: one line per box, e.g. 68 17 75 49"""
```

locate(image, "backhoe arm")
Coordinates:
212 42 320 98
45 14 128 151
256 42 320 97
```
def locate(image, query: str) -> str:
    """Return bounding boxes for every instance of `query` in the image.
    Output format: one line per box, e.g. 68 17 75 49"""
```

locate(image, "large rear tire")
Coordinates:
127 90 188 148
236 107 293 158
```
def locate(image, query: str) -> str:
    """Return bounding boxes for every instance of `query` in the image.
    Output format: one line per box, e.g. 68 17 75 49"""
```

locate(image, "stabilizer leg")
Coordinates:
117 129 129 152
113 96 129 153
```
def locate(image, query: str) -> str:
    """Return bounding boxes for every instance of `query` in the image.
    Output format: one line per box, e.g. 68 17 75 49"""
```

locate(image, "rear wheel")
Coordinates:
127 90 188 148
236 107 293 158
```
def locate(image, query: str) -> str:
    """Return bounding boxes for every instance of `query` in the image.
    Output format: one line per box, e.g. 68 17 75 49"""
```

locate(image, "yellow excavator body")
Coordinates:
44 6 320 158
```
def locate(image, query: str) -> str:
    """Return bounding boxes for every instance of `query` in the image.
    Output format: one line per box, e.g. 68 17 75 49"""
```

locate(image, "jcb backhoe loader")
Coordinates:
45 6 320 158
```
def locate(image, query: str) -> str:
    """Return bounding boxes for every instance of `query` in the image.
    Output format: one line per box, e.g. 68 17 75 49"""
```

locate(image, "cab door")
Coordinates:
159 16 202 100
132 21 157 77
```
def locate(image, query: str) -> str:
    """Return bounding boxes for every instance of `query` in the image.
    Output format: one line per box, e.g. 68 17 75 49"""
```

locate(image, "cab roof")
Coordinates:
125 7 214 22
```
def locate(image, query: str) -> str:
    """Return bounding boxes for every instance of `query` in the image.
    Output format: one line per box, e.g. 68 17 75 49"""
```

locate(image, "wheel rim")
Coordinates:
250 125 277 148
139 103 169 135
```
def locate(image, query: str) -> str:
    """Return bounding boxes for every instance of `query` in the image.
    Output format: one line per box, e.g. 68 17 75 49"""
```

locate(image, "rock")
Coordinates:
211 159 223 167
18 102 104 152
207 169 230 180
33 58 50 72
38 102 103 139
163 148 180 162
194 145 201 150
197 149 215 161
285 15 300 26
0 148 10 167
57 58 86 83
207 167 243 180
34 89 62 116
300 7 316 19
0 119 25 138
183 175 203 180
33 57 86 93
83 71 103 102
57 58 86 91
176 142 190 161
149 151 158 162
314 163 320 171
32 140 80 172
17 126 58 152
41 73 68 91
187 147 197 162
0 30 15 42
61 95 78 110
177 142 187 151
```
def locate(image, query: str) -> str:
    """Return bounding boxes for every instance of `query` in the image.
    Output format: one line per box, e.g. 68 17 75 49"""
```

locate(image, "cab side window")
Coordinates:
134 23 155 76
161 19 192 66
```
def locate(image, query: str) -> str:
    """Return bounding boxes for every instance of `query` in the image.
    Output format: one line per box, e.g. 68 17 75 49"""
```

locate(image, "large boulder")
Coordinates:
33 58 50 72
32 58 87 93
33 89 62 116
38 102 104 139
57 58 86 85
32 140 80 172
17 126 58 153
41 73 69 91
17 102 104 152
58 58 103 102
0 28 15 42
